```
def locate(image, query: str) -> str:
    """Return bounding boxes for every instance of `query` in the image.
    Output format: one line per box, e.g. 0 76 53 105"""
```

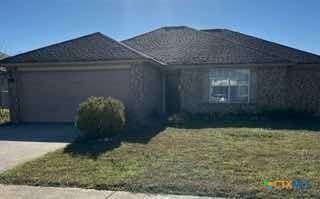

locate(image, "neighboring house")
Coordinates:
0 52 9 108
0 26 320 123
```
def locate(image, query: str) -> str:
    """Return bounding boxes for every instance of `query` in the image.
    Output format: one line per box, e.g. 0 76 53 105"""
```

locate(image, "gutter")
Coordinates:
0 59 163 68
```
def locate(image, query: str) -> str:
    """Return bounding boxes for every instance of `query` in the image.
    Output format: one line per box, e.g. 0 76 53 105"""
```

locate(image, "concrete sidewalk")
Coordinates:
0 184 219 199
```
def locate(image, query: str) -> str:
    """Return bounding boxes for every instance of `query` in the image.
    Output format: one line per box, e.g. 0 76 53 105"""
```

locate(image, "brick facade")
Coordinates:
255 66 288 110
287 65 320 115
178 64 320 116
7 62 320 123
129 63 163 121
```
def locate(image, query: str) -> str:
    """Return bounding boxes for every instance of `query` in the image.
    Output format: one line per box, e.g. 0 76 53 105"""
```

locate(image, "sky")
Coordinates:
1 0 320 56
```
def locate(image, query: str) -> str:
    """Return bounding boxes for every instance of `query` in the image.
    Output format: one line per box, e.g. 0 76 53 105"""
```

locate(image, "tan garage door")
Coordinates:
18 69 130 122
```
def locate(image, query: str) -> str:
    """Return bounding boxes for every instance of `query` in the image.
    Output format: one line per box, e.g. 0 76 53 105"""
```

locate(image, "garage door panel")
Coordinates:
19 69 130 122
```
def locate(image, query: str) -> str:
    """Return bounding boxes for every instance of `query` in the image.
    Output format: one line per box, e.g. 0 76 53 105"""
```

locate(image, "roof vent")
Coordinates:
163 26 188 31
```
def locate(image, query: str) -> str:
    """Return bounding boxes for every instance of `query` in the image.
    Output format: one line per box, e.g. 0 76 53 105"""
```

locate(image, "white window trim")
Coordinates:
208 69 250 104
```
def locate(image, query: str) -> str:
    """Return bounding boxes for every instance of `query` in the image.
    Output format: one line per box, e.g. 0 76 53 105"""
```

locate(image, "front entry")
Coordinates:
165 72 180 115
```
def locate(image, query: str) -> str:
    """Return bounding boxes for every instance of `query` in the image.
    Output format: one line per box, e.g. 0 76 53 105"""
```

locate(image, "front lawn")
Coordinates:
1 120 320 198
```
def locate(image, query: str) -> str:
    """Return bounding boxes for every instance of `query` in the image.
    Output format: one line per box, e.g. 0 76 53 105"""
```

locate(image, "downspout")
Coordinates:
7 67 20 123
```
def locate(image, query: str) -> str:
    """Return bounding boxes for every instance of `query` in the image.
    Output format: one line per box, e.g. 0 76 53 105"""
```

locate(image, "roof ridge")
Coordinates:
119 42 167 65
122 27 164 43
199 29 292 63
161 26 190 30
201 28 227 32
122 26 192 43
1 32 102 62
96 32 165 65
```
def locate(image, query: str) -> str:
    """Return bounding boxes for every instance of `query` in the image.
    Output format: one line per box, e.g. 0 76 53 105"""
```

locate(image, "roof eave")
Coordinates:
0 58 164 68
162 61 299 70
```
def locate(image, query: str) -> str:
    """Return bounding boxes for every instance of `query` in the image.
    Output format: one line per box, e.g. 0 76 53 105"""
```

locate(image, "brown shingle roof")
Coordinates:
202 29 320 64
0 33 155 64
123 26 292 65
2 27 319 66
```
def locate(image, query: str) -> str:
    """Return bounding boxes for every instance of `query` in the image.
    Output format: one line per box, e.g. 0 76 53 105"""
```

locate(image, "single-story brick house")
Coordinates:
1 26 320 123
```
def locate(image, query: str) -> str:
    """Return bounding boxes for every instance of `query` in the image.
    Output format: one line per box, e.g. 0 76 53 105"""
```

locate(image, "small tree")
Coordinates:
75 97 126 139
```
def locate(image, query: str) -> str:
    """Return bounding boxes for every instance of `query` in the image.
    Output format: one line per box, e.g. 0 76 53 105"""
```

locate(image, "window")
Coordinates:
209 69 250 103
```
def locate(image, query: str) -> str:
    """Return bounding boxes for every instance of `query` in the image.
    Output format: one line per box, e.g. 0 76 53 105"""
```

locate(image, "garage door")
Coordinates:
18 69 130 122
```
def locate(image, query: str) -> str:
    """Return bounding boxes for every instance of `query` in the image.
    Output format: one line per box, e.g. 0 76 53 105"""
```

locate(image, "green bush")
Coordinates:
0 108 10 124
75 97 126 139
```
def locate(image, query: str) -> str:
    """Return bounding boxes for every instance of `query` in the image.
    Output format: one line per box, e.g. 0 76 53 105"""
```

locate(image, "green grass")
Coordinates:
1 120 320 198
0 108 9 124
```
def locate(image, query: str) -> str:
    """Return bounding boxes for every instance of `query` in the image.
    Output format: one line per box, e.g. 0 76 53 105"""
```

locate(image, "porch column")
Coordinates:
8 67 20 123
162 73 166 115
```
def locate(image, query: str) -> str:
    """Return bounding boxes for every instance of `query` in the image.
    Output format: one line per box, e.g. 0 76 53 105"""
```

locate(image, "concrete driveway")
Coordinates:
0 124 79 172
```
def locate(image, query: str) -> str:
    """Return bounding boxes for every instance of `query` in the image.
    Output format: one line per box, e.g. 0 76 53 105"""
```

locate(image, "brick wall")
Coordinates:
130 63 163 121
178 64 320 115
255 66 288 110
287 65 320 115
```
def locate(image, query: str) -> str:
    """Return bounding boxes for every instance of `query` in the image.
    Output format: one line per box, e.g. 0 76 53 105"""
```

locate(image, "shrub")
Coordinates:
75 97 126 139
0 108 10 124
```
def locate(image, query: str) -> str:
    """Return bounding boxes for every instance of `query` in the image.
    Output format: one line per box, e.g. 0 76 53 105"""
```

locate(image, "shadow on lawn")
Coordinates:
64 120 166 159
63 116 320 159
168 117 320 131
